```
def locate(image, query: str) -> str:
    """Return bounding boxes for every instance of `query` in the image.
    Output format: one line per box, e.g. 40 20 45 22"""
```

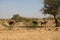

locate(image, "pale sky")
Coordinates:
0 0 46 19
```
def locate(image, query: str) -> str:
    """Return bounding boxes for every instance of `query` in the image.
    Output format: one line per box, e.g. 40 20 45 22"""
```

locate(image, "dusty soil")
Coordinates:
0 27 60 40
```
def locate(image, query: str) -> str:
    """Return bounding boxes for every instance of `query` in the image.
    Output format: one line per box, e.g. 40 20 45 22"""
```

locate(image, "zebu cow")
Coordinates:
40 18 48 27
5 20 16 26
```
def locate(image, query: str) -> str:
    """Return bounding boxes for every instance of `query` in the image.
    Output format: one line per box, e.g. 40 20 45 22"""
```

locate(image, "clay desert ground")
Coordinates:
0 19 60 40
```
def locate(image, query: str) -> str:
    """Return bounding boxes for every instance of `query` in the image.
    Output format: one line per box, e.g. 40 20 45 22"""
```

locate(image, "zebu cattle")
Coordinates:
4 20 16 26
40 18 48 27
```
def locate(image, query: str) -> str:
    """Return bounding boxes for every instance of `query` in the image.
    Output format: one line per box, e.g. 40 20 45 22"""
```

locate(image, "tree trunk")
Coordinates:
53 15 58 27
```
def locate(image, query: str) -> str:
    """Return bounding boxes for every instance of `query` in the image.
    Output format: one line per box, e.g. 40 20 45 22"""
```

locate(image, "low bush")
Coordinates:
31 21 38 28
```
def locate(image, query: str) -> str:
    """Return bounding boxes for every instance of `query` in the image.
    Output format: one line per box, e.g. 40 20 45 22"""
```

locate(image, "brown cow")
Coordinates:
40 18 48 27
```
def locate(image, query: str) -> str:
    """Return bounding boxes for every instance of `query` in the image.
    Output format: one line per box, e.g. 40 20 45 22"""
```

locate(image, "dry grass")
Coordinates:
0 19 60 40
0 27 60 40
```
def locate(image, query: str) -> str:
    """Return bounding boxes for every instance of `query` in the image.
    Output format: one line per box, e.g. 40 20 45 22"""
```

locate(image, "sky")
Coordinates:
0 0 46 19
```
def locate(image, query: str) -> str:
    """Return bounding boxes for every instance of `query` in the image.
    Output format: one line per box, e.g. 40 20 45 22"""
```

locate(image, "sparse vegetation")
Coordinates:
0 17 60 40
11 14 32 23
11 14 23 22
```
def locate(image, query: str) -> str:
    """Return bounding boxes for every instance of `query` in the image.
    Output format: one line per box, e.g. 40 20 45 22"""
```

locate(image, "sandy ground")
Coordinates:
0 27 60 40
